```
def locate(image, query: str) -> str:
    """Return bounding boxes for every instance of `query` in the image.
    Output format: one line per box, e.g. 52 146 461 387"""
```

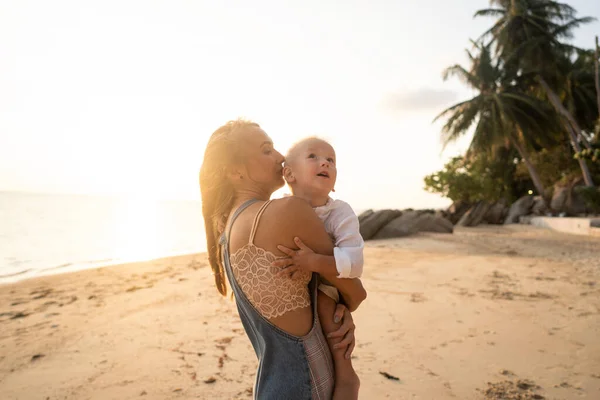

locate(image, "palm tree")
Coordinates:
561 50 600 136
434 42 556 197
474 0 597 186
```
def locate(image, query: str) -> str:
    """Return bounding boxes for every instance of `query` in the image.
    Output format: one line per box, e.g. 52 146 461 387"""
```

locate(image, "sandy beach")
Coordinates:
1 225 599 399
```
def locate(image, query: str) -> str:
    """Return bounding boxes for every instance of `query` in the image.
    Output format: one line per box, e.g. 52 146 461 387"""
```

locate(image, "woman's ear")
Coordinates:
283 166 295 184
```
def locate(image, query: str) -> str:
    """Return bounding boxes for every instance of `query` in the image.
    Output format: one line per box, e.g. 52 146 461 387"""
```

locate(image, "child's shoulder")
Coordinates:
329 198 358 217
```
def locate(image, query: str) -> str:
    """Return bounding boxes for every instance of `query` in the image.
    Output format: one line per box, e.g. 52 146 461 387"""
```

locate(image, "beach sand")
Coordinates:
1 225 599 399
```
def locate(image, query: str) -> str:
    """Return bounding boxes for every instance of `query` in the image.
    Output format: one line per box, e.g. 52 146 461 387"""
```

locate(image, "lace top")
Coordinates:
228 201 311 319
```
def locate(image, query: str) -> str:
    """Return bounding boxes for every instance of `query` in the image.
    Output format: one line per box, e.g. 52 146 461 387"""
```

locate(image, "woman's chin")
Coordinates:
274 177 286 190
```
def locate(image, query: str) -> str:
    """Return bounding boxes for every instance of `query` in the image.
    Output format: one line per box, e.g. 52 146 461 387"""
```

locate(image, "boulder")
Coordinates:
372 212 420 239
446 201 472 224
457 202 492 227
419 213 454 233
359 209 402 240
357 209 374 224
483 200 509 225
530 196 548 216
504 195 535 224
550 186 569 213
373 211 453 239
565 180 587 216
550 178 589 216
435 209 449 220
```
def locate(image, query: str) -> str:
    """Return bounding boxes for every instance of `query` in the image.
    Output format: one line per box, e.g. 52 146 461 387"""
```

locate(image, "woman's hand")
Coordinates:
328 303 356 359
273 237 323 278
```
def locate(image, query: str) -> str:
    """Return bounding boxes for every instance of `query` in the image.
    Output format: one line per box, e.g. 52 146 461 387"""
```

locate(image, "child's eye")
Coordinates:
308 153 316 158
327 158 335 163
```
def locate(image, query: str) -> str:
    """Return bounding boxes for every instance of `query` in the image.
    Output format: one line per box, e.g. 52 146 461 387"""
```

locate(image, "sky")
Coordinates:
1 0 599 210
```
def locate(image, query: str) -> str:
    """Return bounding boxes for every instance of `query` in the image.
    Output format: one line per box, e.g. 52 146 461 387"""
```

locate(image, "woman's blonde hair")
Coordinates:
199 119 259 296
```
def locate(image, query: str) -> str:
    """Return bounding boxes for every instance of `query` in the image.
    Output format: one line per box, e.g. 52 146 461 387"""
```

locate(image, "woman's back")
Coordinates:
222 198 334 399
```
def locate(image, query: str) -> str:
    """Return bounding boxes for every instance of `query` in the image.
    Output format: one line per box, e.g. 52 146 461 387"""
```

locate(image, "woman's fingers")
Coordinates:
328 306 354 339
333 328 354 350
333 303 346 324
345 335 356 359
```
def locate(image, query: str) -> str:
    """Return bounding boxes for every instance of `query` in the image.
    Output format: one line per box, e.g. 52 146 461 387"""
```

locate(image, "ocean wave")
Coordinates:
0 268 33 279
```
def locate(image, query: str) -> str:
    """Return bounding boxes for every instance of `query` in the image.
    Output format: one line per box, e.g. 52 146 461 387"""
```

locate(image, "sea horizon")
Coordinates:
0 191 207 284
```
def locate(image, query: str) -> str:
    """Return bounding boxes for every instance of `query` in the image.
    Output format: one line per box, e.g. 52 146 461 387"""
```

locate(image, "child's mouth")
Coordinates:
316 172 329 178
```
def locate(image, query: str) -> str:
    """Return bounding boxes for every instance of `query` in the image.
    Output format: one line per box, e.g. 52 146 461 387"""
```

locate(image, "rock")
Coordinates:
420 213 454 233
457 202 492 227
373 211 453 239
504 195 535 224
530 196 548 216
434 209 449 220
372 212 420 239
519 215 533 225
359 209 403 240
551 186 569 213
357 209 374 225
565 181 587 216
551 178 589 216
483 200 509 225
446 201 472 224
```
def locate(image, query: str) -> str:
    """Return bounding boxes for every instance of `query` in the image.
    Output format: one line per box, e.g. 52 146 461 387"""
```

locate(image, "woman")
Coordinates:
200 119 367 399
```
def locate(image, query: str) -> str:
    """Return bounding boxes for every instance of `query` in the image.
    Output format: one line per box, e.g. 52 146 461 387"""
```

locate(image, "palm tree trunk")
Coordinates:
508 132 546 197
561 120 596 187
537 76 592 150
595 36 600 118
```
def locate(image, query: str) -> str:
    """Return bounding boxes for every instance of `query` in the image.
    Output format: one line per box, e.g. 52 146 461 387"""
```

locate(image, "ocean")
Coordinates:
0 192 206 284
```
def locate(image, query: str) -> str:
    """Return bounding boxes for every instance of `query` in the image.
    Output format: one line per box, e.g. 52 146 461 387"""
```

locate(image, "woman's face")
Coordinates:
239 126 285 194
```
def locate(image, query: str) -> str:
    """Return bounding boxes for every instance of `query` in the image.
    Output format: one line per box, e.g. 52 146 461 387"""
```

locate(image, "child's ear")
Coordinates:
283 166 295 184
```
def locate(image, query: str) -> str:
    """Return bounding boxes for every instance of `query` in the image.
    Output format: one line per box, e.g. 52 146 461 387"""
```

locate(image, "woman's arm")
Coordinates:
265 197 367 311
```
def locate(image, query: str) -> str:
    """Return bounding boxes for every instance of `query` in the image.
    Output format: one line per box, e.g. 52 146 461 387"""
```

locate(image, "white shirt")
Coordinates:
314 198 364 279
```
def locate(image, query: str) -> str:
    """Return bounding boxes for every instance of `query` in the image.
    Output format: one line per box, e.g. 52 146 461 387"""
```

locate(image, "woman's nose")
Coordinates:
275 150 285 164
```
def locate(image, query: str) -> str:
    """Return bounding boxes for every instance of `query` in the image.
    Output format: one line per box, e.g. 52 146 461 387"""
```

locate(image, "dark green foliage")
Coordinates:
574 186 600 213
424 150 520 203
428 1 600 205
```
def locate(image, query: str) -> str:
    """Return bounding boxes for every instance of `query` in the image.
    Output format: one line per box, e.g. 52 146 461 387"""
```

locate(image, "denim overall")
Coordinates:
220 199 334 399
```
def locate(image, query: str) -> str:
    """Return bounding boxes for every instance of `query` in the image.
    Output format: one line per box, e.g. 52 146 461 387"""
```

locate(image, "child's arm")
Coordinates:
274 237 339 278
330 201 364 279
273 201 364 280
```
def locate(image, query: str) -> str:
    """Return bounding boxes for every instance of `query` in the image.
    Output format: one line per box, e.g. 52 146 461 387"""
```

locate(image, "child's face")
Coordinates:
286 139 337 197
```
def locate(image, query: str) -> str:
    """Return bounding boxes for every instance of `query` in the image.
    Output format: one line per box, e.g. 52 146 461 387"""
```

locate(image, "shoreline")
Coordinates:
0 251 207 286
1 225 599 399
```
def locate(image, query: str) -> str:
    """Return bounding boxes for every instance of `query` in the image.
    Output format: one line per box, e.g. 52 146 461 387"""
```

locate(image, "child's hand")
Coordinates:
273 237 321 278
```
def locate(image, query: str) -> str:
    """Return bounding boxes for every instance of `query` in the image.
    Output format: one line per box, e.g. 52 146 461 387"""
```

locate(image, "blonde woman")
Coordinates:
200 120 366 399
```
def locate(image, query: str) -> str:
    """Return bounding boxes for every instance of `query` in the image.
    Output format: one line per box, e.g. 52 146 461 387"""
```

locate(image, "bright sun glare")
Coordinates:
113 196 160 261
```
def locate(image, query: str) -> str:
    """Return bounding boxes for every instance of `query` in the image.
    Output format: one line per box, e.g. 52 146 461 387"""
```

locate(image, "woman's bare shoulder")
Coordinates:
268 196 315 218
257 197 333 255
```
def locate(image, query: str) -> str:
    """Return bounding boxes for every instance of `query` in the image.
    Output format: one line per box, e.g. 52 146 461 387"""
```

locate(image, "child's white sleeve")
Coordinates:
332 202 365 279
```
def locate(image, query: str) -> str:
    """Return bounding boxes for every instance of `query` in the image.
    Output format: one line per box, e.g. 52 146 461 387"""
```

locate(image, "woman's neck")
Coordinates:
234 187 271 205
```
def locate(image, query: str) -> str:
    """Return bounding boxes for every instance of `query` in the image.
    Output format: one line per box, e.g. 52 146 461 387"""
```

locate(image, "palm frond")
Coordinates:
442 64 480 88
433 98 477 122
474 8 505 18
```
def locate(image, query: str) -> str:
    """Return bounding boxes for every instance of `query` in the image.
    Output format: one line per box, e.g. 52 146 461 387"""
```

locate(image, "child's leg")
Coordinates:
317 289 360 400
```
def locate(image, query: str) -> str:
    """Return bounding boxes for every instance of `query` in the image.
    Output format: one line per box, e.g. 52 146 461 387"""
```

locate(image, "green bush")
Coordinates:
424 151 518 204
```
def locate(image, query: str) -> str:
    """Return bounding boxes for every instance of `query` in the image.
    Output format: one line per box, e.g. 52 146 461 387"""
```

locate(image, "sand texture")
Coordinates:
1 225 599 399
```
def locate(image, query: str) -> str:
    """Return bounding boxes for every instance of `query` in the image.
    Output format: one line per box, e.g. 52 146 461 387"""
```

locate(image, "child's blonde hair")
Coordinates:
284 136 332 166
